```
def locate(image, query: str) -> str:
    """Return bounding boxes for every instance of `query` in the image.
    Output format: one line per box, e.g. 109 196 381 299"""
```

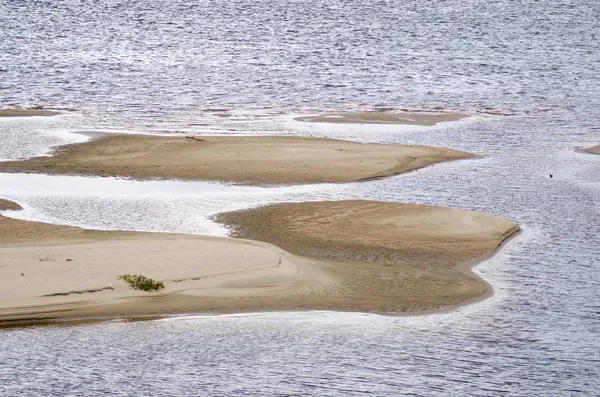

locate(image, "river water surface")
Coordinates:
1 0 599 395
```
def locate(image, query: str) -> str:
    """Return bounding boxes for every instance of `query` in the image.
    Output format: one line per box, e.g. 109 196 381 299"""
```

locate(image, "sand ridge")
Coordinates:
0 134 475 185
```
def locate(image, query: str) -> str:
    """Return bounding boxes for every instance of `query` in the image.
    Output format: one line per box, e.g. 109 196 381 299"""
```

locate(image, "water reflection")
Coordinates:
1 0 599 394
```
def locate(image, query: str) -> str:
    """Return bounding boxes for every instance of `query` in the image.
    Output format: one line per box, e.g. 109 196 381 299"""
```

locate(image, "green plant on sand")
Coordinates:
119 274 165 292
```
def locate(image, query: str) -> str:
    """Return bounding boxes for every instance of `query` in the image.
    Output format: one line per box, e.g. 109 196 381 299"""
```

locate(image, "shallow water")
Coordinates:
1 0 599 395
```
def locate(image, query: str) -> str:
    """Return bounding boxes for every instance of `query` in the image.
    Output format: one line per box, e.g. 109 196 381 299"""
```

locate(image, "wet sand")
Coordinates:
577 145 600 155
0 109 61 117
295 111 469 125
0 199 22 210
217 201 520 313
0 135 474 184
0 199 518 325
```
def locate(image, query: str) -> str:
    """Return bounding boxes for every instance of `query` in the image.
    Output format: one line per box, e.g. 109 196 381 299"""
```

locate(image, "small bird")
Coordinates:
549 173 553 178
21 272 25 276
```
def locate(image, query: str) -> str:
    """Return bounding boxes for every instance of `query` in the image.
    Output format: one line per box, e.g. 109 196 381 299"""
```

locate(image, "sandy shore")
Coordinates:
0 135 474 184
577 144 600 155
0 198 518 325
295 111 469 125
0 108 61 117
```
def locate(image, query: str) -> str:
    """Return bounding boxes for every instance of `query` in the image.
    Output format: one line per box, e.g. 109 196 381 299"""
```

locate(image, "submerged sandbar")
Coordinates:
0 108 61 117
0 199 518 325
0 134 474 184
577 144 600 155
295 111 469 125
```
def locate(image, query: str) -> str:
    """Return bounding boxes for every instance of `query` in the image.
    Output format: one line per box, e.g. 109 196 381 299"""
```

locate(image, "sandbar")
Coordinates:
0 108 61 117
217 201 520 313
0 199 518 326
0 199 22 210
577 144 600 155
0 135 474 184
295 111 469 125
0 199 331 325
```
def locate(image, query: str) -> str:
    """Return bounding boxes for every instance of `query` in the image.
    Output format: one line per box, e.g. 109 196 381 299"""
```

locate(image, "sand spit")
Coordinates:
577 144 600 155
0 109 61 117
0 199 518 325
0 135 474 185
217 201 520 314
0 199 22 210
295 111 469 125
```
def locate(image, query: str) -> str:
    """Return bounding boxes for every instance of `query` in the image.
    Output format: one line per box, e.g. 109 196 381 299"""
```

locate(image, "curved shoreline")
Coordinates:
0 199 519 327
0 134 475 185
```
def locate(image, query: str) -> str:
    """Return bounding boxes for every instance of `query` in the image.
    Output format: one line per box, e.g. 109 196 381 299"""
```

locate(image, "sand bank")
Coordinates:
295 111 469 125
0 199 518 325
0 135 474 184
0 108 61 117
0 199 22 210
217 201 520 313
577 144 600 155
0 199 331 325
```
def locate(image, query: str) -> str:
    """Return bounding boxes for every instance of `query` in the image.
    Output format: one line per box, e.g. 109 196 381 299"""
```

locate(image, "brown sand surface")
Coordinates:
0 199 518 325
0 199 332 325
577 144 600 155
217 201 520 314
0 199 22 210
0 109 61 117
0 135 474 184
295 111 469 125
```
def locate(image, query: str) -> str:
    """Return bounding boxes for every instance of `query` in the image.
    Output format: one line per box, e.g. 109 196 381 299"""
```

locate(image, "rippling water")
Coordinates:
1 0 599 395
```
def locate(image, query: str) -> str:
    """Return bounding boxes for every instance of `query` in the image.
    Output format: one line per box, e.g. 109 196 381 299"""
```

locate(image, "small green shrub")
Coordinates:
119 274 165 292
